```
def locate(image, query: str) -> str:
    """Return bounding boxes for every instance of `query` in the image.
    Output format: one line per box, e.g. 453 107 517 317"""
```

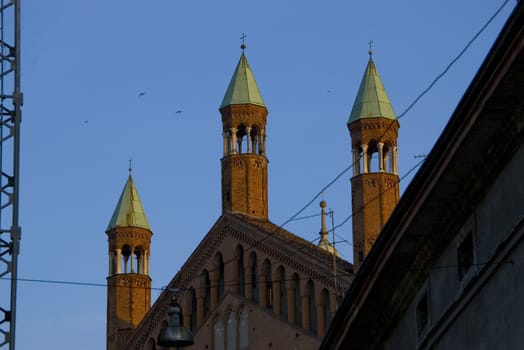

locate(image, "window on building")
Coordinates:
263 259 273 309
307 280 317 332
214 318 225 350
416 291 429 338
457 231 474 281
189 287 197 331
215 253 225 301
203 270 211 317
292 273 301 326
249 253 259 303
236 245 245 296
239 308 249 350
278 266 288 320
226 312 237 350
321 289 331 332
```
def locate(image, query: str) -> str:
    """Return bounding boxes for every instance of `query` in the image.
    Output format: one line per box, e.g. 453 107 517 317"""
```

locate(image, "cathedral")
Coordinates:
104 43 400 349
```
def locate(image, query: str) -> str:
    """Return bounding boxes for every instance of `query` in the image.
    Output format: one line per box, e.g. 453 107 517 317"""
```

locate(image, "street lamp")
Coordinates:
157 291 194 348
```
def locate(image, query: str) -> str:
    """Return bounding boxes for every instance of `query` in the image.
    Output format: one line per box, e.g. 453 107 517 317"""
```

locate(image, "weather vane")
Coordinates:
240 32 247 51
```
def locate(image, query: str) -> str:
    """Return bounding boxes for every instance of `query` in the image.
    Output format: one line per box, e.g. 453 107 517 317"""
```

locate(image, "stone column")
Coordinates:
116 249 121 274
145 251 150 275
378 142 384 172
246 127 252 153
361 144 368 173
223 131 229 157
353 149 360 176
109 251 114 275
231 128 238 154
393 146 398 174
260 130 266 155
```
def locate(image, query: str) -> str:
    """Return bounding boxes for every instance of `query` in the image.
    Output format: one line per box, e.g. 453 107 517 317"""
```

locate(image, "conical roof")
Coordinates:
107 175 150 231
348 57 396 124
220 52 265 109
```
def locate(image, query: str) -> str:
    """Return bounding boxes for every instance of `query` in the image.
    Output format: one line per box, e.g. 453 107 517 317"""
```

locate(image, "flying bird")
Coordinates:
175 110 183 115
138 92 146 97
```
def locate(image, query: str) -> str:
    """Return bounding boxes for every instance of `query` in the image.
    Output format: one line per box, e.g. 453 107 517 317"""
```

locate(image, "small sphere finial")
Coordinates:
240 32 247 51
320 191 327 208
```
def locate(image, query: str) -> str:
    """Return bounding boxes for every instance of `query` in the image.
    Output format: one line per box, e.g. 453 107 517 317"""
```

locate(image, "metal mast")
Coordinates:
0 0 21 349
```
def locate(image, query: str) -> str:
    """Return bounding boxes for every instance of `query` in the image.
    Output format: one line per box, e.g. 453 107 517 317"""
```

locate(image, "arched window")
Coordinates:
235 245 245 296
188 287 197 332
321 289 331 333
278 266 287 320
366 141 379 173
292 273 301 326
215 253 225 301
250 125 261 154
134 246 145 274
263 259 272 309
249 253 258 303
121 245 131 273
203 270 211 317
236 124 247 154
307 280 317 332
239 308 249 350
214 318 225 350
226 311 237 350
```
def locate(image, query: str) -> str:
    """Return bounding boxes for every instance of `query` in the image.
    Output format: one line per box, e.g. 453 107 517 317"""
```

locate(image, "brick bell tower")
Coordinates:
348 50 400 271
106 170 152 350
219 43 269 220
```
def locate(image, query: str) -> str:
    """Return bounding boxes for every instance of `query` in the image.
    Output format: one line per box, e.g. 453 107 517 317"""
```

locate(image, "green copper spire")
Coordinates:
107 175 150 231
348 54 397 124
220 48 265 109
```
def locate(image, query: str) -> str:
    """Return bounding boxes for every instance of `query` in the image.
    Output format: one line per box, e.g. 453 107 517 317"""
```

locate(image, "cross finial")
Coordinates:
240 32 247 51
128 158 133 174
368 40 374 58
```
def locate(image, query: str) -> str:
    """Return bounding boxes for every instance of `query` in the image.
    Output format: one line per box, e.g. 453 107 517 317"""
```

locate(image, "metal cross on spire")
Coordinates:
128 158 133 174
240 32 247 51
368 40 374 58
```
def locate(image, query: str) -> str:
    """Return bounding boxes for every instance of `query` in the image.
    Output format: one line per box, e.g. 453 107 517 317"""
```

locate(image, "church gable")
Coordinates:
124 213 352 349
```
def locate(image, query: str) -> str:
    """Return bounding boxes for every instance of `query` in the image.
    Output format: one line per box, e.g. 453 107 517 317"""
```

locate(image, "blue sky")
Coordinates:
11 1 515 348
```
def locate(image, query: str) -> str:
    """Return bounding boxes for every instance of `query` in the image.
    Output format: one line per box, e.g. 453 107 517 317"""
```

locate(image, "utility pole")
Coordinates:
0 0 21 349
